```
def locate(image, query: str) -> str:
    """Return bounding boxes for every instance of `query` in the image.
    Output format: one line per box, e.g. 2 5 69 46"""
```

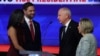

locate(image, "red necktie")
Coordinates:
29 20 34 40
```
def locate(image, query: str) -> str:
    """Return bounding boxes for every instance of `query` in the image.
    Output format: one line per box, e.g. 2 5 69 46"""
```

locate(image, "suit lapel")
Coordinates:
61 20 73 41
23 20 31 33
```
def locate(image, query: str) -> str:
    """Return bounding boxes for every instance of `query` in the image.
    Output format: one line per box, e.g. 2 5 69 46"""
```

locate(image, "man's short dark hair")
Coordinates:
23 2 34 10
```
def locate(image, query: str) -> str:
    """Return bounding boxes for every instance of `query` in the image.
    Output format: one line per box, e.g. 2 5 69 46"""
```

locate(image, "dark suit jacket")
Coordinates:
59 20 82 56
22 20 42 51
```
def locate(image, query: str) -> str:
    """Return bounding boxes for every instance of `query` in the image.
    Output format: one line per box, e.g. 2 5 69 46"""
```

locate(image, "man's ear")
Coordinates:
65 15 69 19
67 15 71 19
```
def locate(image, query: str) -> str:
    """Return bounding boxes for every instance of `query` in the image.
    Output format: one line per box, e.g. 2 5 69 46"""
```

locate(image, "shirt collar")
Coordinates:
24 16 30 23
24 16 33 23
65 19 71 27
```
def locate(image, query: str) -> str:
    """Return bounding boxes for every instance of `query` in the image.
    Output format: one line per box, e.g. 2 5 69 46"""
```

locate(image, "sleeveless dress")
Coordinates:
7 24 25 56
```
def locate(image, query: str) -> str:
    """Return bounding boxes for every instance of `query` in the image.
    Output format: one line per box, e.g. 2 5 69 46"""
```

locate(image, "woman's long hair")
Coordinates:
7 9 24 30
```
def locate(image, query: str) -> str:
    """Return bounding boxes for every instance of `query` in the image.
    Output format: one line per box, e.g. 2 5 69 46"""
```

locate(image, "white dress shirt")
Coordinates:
24 16 35 33
61 19 71 39
64 19 71 32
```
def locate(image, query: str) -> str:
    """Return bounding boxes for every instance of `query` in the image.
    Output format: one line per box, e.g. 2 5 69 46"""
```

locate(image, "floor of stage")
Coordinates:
0 45 100 56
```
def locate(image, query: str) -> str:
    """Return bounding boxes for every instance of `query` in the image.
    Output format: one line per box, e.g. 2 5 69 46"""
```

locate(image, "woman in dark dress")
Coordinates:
7 9 25 56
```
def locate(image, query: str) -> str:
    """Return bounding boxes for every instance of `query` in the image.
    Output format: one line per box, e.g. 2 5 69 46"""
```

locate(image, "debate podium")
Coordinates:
19 50 55 56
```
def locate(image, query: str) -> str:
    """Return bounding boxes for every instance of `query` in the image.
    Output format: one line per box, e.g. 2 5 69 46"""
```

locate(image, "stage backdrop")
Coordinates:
0 4 100 48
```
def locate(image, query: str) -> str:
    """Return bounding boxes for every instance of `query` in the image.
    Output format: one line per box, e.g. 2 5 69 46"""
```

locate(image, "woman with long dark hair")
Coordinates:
7 9 25 56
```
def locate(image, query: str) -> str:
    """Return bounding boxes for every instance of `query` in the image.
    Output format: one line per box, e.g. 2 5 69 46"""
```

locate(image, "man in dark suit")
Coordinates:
22 2 42 51
58 7 82 56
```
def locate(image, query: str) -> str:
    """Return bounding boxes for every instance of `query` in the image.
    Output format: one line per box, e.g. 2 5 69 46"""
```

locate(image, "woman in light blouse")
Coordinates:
76 18 97 56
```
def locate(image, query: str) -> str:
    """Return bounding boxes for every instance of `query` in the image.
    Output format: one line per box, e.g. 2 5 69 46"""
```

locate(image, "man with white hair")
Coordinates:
58 7 82 56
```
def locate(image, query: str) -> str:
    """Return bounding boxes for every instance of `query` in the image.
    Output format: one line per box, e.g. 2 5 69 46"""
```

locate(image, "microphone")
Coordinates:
47 21 53 29
44 21 53 38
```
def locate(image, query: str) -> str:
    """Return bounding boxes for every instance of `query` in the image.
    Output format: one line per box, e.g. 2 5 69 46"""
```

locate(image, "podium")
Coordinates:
19 50 56 56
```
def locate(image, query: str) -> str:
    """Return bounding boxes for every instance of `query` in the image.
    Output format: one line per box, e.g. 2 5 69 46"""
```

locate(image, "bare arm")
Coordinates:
8 26 25 51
